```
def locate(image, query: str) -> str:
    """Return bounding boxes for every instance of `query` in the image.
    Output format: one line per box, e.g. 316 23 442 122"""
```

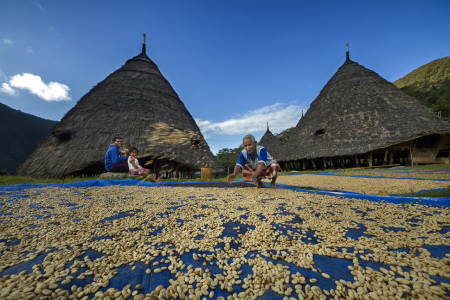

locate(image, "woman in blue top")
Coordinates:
227 134 280 189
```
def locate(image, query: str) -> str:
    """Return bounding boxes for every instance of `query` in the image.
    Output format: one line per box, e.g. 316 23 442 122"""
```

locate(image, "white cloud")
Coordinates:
0 83 18 95
32 2 45 12
2 73 72 101
0 69 7 81
195 102 304 136
26 46 34 53
2 39 13 45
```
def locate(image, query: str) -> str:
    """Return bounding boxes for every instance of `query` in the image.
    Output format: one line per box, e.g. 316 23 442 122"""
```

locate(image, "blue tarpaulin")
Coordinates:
1 178 449 299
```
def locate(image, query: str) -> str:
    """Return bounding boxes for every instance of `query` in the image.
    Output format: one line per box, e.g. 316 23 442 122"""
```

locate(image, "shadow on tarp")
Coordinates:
1 179 450 298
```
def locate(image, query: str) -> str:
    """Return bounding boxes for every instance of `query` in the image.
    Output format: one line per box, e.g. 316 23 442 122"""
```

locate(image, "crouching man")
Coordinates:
227 134 280 189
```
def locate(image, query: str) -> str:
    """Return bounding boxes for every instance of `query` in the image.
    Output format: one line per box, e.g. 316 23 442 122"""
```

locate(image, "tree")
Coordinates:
215 146 243 172
432 89 450 118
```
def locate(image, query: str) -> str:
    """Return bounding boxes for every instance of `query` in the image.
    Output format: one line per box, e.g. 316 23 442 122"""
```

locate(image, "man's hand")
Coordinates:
251 174 258 186
227 174 236 184
227 165 242 185
252 162 265 182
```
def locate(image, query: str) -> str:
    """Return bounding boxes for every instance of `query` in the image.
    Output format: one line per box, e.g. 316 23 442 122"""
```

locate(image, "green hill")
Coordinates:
0 102 57 175
393 57 450 118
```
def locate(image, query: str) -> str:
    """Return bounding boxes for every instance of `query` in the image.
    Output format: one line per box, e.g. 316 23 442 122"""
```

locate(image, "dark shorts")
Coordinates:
110 163 129 173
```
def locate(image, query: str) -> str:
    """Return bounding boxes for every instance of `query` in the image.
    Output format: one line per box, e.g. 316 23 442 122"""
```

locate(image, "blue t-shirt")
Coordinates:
237 145 274 170
105 144 127 171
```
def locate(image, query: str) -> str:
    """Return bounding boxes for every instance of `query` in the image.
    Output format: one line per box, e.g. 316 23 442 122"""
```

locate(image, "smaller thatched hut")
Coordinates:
258 123 285 165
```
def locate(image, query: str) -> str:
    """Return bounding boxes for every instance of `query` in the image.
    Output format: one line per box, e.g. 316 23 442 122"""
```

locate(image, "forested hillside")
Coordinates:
0 102 57 175
393 57 450 119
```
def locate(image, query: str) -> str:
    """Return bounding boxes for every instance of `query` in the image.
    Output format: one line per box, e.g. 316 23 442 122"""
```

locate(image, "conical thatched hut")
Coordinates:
17 37 218 178
283 49 450 170
258 123 285 164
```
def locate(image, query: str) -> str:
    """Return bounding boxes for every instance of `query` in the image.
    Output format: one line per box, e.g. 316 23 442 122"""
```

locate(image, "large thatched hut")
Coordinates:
283 49 450 170
17 38 218 178
258 123 285 164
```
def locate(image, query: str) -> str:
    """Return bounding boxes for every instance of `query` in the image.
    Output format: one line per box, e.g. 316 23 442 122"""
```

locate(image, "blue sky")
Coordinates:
1 1 449 154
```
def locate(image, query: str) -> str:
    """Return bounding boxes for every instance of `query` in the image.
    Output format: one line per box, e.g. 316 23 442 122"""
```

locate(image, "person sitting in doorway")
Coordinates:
227 134 280 189
105 137 129 172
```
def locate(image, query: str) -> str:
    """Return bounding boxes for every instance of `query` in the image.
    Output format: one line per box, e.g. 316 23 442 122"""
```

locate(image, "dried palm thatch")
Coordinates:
16 41 217 178
258 124 285 161
283 51 450 164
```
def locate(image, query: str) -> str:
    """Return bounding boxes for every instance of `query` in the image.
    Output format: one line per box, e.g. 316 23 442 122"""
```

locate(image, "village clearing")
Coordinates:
0 167 449 299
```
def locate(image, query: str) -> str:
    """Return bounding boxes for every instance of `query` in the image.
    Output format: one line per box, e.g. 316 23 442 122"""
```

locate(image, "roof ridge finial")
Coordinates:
142 33 146 54
267 122 270 132
346 43 350 61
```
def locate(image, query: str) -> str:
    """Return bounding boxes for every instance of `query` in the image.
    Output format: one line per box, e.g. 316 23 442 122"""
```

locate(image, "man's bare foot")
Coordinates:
270 177 277 189
257 181 265 188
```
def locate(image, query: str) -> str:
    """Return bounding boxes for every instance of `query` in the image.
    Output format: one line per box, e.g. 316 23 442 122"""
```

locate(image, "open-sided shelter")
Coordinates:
283 48 450 170
16 37 218 178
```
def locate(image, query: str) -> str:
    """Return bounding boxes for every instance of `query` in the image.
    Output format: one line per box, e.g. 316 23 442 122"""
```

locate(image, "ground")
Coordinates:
0 167 449 299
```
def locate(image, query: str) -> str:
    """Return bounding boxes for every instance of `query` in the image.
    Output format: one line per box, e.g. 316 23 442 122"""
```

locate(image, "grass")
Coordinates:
0 175 101 186
403 164 450 170
399 187 450 198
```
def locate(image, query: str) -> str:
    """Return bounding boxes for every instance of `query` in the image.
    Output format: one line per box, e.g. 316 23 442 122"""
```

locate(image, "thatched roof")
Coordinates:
258 124 285 161
16 42 217 178
283 53 450 161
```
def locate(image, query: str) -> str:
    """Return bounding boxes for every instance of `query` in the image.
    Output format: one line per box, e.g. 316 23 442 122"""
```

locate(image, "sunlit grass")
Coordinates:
0 175 101 186
398 186 450 198
404 164 450 170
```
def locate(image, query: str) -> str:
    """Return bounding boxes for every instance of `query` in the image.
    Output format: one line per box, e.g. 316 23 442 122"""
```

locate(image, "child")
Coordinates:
120 143 131 157
227 134 280 189
127 147 158 183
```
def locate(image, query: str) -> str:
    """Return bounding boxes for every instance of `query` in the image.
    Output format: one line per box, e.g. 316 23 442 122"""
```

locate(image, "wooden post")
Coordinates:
410 139 418 166
311 159 317 170
330 157 334 169
368 152 373 168
383 148 389 165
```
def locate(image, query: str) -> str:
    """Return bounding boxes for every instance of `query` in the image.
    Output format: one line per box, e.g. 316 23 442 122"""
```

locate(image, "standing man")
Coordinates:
105 137 129 172
227 134 280 189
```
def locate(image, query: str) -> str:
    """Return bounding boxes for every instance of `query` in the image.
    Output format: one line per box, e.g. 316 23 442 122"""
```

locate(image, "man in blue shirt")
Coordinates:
105 137 129 172
227 134 280 189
